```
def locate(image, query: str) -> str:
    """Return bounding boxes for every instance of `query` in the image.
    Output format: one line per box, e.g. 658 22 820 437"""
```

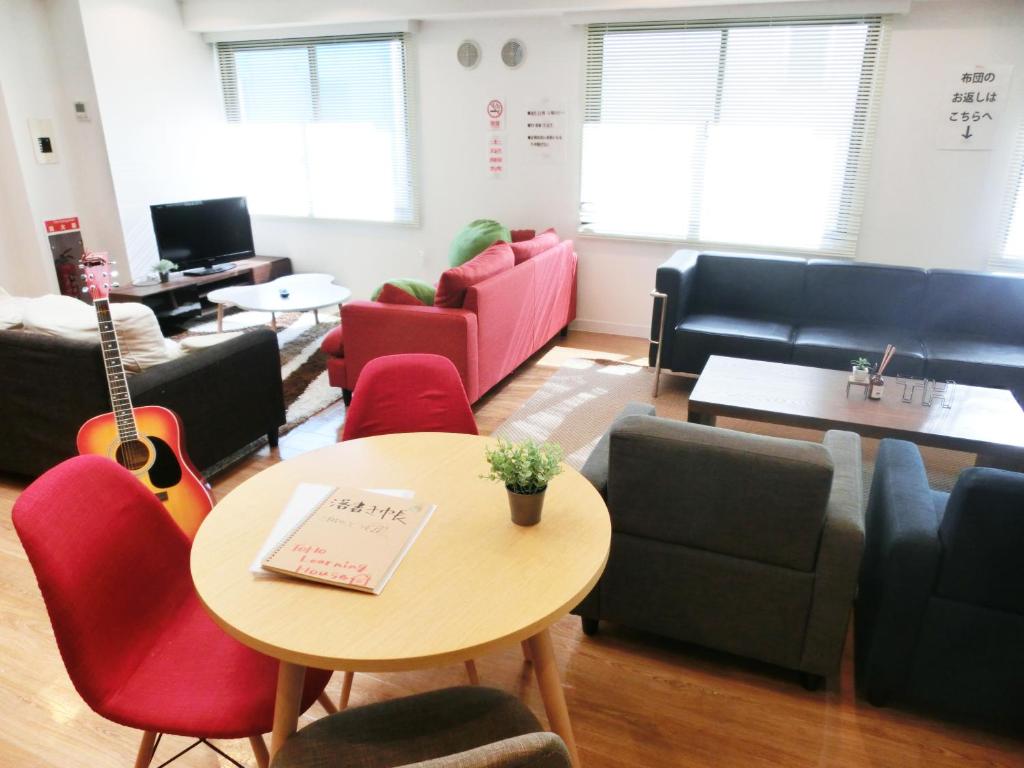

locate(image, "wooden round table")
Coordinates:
190 433 610 766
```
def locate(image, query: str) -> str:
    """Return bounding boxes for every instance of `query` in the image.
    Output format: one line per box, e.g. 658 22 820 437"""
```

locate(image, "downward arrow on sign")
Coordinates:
962 125 973 140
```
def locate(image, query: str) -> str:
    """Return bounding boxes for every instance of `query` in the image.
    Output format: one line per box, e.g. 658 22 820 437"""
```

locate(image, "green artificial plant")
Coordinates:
155 259 178 274
482 438 563 495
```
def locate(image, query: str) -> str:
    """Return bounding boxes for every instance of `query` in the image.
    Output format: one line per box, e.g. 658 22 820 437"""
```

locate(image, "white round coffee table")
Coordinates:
207 273 351 331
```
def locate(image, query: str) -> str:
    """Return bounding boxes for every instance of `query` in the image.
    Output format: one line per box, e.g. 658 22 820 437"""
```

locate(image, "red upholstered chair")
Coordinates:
13 455 333 768
342 353 478 441
338 354 480 706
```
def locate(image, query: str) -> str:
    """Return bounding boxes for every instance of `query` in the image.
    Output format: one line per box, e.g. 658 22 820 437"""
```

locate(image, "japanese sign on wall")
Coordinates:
936 65 1013 151
525 101 566 164
487 97 506 179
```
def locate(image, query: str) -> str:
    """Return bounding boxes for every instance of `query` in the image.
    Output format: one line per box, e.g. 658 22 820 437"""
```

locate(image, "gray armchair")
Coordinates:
271 687 570 768
573 404 864 687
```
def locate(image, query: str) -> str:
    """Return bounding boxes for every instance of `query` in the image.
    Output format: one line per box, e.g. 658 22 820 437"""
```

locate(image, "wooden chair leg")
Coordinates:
464 659 480 685
133 731 158 768
339 671 355 710
249 735 270 768
521 640 533 663
317 691 338 714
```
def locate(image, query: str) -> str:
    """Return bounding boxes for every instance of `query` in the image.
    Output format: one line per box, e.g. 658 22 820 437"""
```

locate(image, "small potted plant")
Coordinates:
156 258 177 283
851 356 871 383
482 438 563 526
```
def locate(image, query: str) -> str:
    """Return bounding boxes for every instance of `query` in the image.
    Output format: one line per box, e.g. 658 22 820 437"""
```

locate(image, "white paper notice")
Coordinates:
936 64 1013 151
525 101 566 164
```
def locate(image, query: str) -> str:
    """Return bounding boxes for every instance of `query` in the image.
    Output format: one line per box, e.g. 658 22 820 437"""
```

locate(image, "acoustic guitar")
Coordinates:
76 252 213 539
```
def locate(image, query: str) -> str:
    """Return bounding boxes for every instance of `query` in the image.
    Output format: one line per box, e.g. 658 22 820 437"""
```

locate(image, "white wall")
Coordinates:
0 82 41 295
0 0 81 295
857 0 1024 271
79 0 239 281
66 0 1024 333
0 0 123 295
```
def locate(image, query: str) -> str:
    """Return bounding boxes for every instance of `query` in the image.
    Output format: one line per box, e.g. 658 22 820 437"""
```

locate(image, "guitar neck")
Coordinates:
94 298 139 442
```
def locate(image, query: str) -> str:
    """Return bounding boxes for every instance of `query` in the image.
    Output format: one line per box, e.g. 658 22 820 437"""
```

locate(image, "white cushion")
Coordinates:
179 332 242 353
0 295 28 330
22 294 180 372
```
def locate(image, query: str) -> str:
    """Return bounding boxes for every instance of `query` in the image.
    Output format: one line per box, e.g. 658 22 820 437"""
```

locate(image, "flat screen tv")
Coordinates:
150 196 255 275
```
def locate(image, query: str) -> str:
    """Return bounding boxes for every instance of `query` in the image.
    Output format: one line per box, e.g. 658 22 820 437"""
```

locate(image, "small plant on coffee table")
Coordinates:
851 356 872 383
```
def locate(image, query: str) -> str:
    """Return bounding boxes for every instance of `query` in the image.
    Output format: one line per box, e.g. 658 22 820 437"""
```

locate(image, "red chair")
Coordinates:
339 353 480 707
342 353 478 441
13 455 332 768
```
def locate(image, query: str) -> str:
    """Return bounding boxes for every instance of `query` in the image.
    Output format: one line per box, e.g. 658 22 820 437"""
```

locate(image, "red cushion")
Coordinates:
320 325 344 357
510 229 536 242
510 228 559 264
12 455 331 738
377 283 426 306
342 354 478 440
434 242 514 308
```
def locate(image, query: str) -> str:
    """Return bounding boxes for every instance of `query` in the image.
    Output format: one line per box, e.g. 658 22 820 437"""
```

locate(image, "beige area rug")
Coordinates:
493 357 974 493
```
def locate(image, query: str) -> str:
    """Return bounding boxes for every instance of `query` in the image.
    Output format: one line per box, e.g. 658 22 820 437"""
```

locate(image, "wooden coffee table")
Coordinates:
688 356 1024 470
190 432 610 766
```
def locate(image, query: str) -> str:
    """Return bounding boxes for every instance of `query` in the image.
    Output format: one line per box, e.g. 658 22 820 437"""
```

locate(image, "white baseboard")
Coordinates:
570 319 649 338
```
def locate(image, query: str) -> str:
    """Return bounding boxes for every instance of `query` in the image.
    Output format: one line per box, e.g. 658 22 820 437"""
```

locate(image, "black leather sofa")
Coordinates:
652 251 1024 404
0 327 285 478
856 439 1024 727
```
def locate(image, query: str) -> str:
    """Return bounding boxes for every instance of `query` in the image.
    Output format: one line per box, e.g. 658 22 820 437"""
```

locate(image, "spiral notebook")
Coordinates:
260 486 435 595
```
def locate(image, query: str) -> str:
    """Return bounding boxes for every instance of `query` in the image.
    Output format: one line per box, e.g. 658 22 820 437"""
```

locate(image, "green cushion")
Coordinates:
448 219 511 267
371 278 435 306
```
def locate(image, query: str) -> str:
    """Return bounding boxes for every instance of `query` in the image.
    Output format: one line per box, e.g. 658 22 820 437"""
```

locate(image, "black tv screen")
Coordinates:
150 196 255 271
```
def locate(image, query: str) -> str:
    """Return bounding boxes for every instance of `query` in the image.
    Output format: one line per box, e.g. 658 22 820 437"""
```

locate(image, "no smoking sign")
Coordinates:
487 98 505 130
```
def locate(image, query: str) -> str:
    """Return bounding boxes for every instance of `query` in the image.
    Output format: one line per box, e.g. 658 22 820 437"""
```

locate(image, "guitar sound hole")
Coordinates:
116 439 151 471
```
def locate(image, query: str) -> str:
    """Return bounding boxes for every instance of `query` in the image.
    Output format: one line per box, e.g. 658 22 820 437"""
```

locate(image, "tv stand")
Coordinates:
183 262 237 277
107 256 291 331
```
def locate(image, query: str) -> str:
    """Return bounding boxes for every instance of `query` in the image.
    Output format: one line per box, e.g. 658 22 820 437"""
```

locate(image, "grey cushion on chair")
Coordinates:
271 687 570 768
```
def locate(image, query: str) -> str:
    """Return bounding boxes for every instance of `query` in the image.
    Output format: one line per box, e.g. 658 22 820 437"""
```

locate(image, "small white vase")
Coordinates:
851 366 869 383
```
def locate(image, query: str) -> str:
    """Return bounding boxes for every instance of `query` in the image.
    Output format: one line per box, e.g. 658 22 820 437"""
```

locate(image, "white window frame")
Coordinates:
992 125 1024 271
215 32 418 225
578 16 889 259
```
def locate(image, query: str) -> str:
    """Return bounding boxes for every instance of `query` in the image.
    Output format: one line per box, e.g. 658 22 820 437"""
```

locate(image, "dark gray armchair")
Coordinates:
574 404 865 687
272 687 570 768
856 439 1024 727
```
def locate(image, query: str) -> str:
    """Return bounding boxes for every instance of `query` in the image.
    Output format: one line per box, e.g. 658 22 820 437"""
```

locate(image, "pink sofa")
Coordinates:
321 239 577 404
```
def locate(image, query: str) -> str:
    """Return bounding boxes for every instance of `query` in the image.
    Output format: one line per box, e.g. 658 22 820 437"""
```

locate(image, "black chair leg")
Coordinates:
866 686 890 707
581 617 599 636
559 325 569 338
267 427 279 448
342 388 352 407
800 672 824 691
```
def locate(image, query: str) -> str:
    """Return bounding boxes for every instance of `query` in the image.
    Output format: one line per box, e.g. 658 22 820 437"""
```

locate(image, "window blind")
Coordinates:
216 33 416 224
580 16 888 258
993 126 1024 271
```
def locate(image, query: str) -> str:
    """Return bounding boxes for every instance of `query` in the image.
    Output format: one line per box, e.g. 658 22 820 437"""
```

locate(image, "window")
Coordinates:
216 33 416 223
580 16 887 258
994 126 1024 269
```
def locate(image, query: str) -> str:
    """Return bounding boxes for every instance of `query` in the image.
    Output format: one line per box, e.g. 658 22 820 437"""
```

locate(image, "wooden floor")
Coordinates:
0 331 1020 767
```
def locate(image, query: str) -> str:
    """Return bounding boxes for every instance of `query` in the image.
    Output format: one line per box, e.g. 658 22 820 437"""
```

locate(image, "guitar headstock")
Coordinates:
79 251 119 302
